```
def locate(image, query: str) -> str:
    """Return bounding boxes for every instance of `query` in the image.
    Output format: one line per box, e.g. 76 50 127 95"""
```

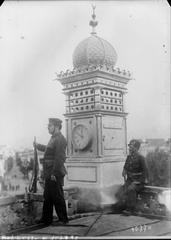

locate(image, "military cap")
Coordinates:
49 118 62 126
128 139 141 150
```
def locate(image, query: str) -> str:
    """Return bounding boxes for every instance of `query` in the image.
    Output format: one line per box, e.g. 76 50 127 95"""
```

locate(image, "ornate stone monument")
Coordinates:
57 6 131 190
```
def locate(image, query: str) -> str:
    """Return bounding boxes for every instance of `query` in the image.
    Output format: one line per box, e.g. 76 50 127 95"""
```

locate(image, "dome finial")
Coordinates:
89 4 98 35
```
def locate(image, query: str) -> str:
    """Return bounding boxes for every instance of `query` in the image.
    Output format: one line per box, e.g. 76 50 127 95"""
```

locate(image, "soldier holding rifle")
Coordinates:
34 118 68 225
113 139 149 214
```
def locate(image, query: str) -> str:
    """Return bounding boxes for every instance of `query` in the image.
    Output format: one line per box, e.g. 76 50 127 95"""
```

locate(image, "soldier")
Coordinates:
35 118 68 225
113 139 149 214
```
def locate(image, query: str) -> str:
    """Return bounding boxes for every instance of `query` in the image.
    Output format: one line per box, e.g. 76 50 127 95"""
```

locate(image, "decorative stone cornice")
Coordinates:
56 64 132 81
64 110 128 118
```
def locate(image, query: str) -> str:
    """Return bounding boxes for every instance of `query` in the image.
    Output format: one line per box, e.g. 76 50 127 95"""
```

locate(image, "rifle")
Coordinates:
29 137 39 193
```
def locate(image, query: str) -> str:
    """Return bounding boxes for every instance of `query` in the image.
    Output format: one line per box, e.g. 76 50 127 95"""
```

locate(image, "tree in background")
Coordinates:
15 153 34 179
146 148 171 187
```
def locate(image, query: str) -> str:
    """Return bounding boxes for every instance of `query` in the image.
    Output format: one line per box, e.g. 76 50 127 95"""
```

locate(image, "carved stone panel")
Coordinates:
102 116 125 156
67 166 97 182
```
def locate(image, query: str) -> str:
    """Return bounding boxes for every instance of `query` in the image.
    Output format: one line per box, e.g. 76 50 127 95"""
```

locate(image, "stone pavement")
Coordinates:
16 213 171 238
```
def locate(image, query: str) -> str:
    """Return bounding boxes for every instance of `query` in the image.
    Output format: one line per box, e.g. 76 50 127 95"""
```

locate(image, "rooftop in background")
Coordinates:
146 138 166 147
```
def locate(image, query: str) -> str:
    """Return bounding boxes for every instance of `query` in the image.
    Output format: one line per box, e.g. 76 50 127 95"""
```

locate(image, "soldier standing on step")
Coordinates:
34 118 69 225
113 139 149 214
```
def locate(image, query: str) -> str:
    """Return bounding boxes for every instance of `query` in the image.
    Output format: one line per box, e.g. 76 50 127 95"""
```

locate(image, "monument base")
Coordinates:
65 157 125 188
64 157 125 212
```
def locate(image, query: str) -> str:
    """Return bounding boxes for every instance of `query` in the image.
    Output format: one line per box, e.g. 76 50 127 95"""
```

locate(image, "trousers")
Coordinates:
115 180 144 211
41 177 68 223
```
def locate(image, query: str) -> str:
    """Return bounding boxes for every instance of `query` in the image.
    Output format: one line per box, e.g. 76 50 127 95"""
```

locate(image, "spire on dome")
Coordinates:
89 4 98 35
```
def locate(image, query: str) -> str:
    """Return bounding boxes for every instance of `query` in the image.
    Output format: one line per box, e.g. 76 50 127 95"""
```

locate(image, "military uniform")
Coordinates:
38 132 67 181
114 140 148 212
124 152 147 184
37 121 68 224
122 152 148 209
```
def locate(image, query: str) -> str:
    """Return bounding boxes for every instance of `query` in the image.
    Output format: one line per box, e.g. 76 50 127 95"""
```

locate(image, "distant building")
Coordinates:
0 144 16 176
16 149 44 165
16 149 34 167
146 138 166 147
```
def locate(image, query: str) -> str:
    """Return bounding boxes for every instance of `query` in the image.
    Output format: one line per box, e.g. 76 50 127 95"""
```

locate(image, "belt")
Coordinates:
127 172 143 176
44 160 53 163
40 158 53 163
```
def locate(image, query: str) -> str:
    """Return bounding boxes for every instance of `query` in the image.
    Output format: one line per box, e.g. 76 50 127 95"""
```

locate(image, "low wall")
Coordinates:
0 194 43 235
135 186 171 218
0 187 78 235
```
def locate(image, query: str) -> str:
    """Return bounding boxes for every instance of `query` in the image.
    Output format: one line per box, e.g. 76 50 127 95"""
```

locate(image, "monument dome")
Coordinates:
73 35 117 69
72 5 117 69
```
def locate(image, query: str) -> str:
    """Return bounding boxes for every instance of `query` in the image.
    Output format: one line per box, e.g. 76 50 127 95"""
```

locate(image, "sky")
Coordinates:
0 0 170 149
